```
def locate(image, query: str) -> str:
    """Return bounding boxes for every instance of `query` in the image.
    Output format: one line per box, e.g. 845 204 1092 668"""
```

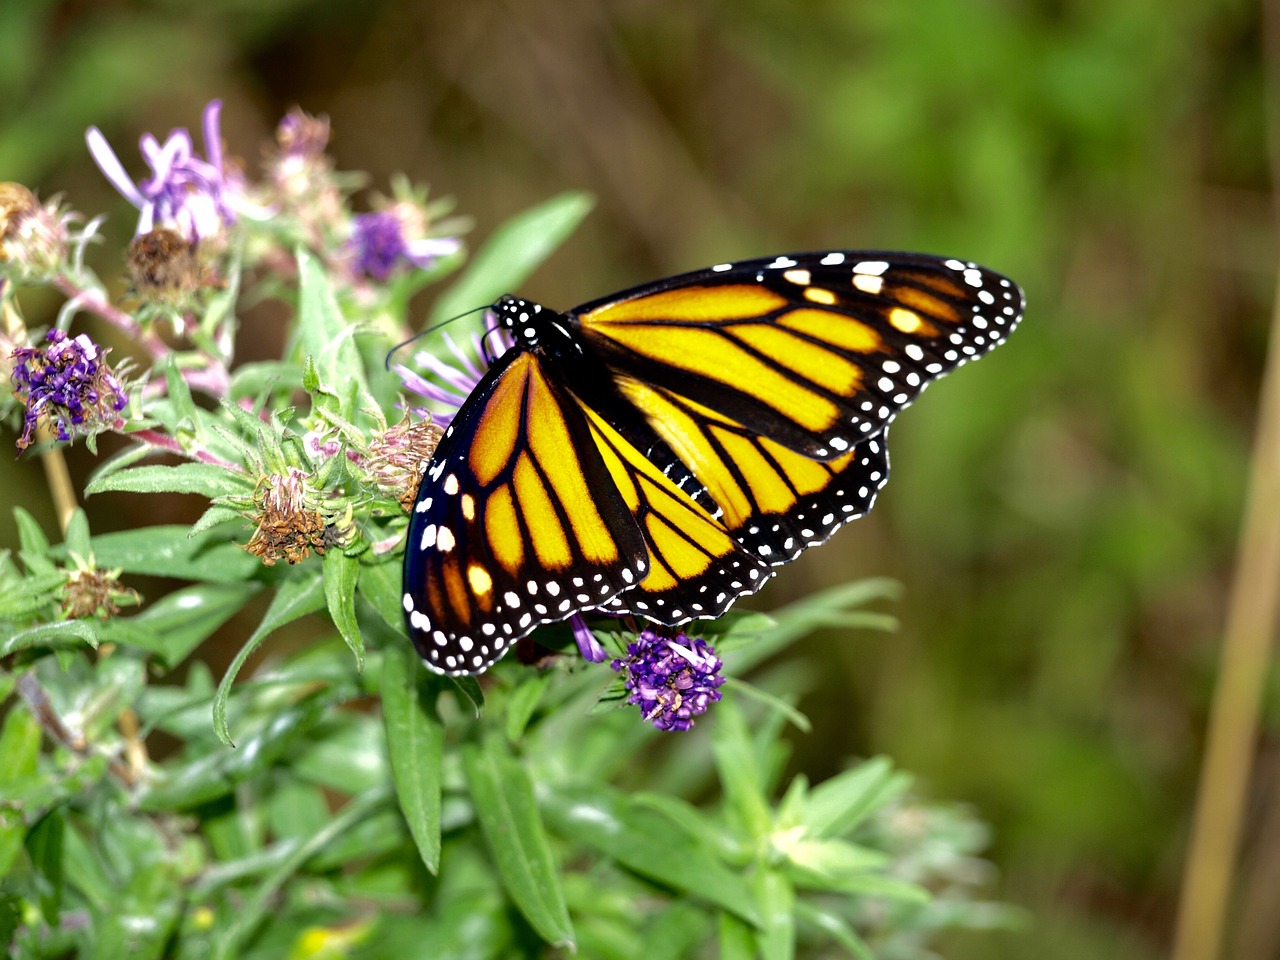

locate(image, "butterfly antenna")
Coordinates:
384 304 491 371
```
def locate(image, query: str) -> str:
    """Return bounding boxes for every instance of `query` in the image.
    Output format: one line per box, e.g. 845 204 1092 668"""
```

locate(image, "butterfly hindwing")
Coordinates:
403 350 649 675
571 251 1023 461
608 375 892 563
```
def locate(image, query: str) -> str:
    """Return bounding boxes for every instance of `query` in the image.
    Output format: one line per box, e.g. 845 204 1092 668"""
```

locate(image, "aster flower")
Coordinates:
349 208 461 282
393 329 511 428
571 613 608 663
9 329 128 453
86 100 237 243
264 107 347 249
364 413 445 508
611 630 726 731
60 555 141 619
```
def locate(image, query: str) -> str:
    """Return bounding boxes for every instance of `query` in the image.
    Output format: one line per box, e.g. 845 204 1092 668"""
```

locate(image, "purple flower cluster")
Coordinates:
349 209 460 282
86 100 237 243
10 330 127 452
611 630 725 731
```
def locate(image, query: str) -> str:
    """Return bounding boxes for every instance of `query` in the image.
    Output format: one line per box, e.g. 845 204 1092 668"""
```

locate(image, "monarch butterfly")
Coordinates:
402 251 1024 676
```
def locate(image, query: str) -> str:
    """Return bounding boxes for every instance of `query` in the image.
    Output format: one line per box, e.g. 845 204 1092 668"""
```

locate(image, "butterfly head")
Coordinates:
492 295 547 347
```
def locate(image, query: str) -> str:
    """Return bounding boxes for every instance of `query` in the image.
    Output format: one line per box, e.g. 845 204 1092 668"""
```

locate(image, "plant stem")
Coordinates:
1170 30 1280 950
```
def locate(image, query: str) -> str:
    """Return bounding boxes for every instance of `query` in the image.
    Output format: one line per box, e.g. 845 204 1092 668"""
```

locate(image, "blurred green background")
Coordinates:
1 0 1274 956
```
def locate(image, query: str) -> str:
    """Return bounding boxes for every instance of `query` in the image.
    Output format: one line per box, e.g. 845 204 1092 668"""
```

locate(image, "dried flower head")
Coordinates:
61 559 141 619
0 182 69 280
611 630 726 731
9 329 128 453
126 227 215 305
264 107 346 248
244 468 329 566
365 414 445 508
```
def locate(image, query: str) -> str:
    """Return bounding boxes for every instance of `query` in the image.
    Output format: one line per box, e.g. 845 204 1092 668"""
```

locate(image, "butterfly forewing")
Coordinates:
403 350 649 675
571 252 1023 461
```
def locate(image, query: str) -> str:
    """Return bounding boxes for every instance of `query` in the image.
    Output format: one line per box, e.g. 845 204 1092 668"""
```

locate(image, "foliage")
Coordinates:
0 104 1012 958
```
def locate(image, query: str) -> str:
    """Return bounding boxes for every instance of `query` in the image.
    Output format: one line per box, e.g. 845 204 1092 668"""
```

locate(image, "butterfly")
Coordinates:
402 251 1024 675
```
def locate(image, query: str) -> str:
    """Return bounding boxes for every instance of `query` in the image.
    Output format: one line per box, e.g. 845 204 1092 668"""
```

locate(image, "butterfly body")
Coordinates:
403 251 1024 675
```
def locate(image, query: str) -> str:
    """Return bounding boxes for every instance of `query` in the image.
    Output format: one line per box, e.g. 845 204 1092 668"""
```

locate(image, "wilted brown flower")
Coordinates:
61 563 141 619
244 468 329 566
365 414 444 509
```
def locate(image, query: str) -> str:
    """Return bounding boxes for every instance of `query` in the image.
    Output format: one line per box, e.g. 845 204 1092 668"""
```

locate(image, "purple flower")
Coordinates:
86 100 236 242
349 209 460 282
10 330 128 453
393 329 511 428
571 613 607 663
611 630 725 732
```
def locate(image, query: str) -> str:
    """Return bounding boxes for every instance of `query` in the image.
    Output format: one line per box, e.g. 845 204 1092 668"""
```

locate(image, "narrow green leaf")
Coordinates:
13 507 55 575
0 702 41 782
208 787 389 960
462 738 574 949
323 549 363 671
63 509 91 560
296 246 365 403
781 837 889 890
718 911 757 960
212 572 326 746
358 555 405 632
711 697 772 839
84 462 254 498
0 619 98 656
140 690 335 811
449 675 485 715
382 645 444 874
804 757 911 839
26 806 65 924
825 872 930 902
543 784 760 927
98 582 259 667
722 678 810 733
70 526 259 583
793 902 875 960
505 672 551 742
753 867 796 960
83 441 152 491
0 570 63 620
164 352 199 435
0 705 40 880
430 192 594 323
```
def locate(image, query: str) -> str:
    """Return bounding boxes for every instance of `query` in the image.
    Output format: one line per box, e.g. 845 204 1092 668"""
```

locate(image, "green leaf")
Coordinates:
212 572 326 746
753 867 795 960
430 191 594 323
323 549 363 671
13 507 55 576
84 462 254 498
711 697 772 839
448 675 485 716
164 352 199 435
718 911 757 960
296 246 365 405
382 646 444 874
545 784 760 927
26 806 65 924
0 570 64 620
140 689 336 811
64 509 91 560
781 837 889 890
794 902 875 960
358 556 405 633
0 705 40 880
722 678 810 733
462 738 574 949
505 672 551 742
69 525 259 583
98 582 259 667
0 619 98 656
804 757 911 839
208 787 389 960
